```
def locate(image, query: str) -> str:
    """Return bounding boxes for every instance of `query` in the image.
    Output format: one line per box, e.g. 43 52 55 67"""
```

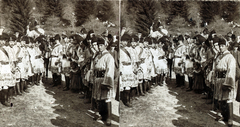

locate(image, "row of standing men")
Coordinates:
0 30 119 126
119 30 240 127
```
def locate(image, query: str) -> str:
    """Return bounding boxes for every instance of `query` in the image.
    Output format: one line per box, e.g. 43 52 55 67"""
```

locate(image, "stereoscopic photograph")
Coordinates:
120 1 240 127
0 0 119 126
1 0 240 127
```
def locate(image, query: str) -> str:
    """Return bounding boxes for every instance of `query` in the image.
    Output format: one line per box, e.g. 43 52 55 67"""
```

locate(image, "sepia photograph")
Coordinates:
0 0 119 126
120 0 240 127
1 0 240 127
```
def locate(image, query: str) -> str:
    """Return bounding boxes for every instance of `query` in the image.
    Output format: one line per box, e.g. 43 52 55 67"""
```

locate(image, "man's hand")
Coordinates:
101 85 110 90
222 85 231 91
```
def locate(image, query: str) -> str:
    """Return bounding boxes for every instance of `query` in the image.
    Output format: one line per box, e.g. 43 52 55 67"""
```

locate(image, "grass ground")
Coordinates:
0 72 119 127
120 73 240 127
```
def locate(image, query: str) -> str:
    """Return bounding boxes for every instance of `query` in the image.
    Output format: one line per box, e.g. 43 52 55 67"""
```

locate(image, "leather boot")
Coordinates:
162 75 167 85
139 83 145 96
228 102 233 127
23 81 29 93
13 85 17 96
93 101 102 121
155 77 158 87
2 89 11 107
120 91 124 103
124 90 132 107
136 86 139 97
106 102 112 126
130 88 134 101
221 101 228 122
147 81 153 94
155 76 158 86
20 81 24 93
91 98 96 111
9 87 14 100
36 74 41 85
159 75 163 86
84 90 91 104
16 83 22 95
33 74 37 85
143 81 147 94
63 76 70 91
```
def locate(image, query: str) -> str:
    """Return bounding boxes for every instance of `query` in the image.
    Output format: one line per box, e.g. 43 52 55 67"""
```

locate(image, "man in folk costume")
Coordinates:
167 36 175 80
156 38 168 86
25 37 34 86
230 43 240 82
91 37 114 126
0 34 13 106
139 37 154 93
108 39 119 100
184 55 194 92
150 38 159 86
61 35 71 91
173 35 186 87
33 38 45 85
185 37 196 91
17 36 31 94
11 35 22 95
201 31 217 102
212 38 236 127
27 37 38 85
50 34 63 87
5 35 19 100
89 36 100 111
127 35 140 100
207 37 222 107
43 36 51 79
230 42 240 114
148 38 158 89
80 35 93 103
134 37 145 96
120 34 134 107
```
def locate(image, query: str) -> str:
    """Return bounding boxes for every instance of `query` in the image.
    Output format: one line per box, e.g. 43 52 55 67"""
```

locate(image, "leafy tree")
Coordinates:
170 1 188 21
220 1 239 22
43 15 62 32
127 0 157 36
62 2 76 27
168 15 188 33
200 1 220 25
96 1 115 22
158 1 171 26
75 1 96 26
187 1 201 28
9 0 33 35
45 0 62 18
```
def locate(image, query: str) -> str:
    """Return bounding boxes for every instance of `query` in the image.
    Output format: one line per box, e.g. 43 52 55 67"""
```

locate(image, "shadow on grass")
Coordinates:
42 77 119 127
166 78 240 127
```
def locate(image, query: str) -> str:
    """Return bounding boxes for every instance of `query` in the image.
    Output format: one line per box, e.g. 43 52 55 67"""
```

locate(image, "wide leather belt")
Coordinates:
122 62 131 66
51 55 58 58
216 71 227 78
94 70 106 78
35 55 42 59
0 61 9 65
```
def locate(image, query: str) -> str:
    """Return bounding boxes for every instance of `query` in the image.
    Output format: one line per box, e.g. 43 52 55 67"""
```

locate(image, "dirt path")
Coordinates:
0 73 119 127
120 73 240 127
